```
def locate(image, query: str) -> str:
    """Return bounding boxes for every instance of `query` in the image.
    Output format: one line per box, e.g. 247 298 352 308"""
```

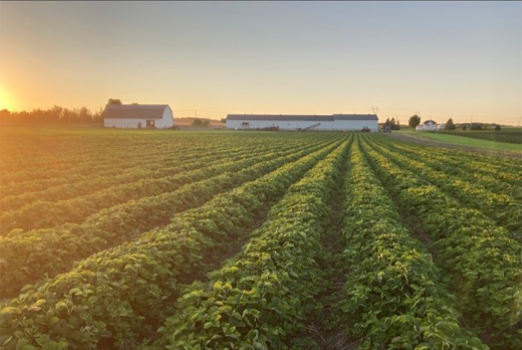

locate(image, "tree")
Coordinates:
192 118 211 127
495 125 501 131
445 118 456 130
108 99 122 105
389 118 400 130
408 115 421 128
192 118 203 127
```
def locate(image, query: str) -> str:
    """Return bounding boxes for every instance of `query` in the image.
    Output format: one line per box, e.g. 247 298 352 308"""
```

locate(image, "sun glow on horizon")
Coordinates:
0 86 15 111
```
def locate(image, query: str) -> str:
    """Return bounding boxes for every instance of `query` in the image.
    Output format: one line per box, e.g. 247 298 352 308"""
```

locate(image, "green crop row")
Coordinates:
361 136 522 349
0 137 345 350
142 139 349 350
0 133 324 200
0 137 339 298
370 136 522 202
0 137 304 212
336 137 487 349
0 142 282 211
1 143 193 184
383 136 522 186
0 132 260 181
368 138 522 241
0 139 315 233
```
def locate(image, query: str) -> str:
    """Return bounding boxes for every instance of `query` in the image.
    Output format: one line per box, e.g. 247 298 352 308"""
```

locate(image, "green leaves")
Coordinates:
147 140 349 349
362 134 522 349
0 135 345 350
336 138 488 350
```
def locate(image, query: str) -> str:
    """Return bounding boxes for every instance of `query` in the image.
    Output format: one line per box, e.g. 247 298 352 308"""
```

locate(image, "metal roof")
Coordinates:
333 114 378 121
227 114 378 121
104 104 170 119
227 114 333 121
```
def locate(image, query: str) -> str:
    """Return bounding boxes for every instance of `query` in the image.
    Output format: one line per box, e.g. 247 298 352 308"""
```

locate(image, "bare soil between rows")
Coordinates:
389 133 521 159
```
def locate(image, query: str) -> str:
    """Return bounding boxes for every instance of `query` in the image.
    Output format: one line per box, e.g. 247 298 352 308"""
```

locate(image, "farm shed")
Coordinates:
226 114 379 131
103 104 174 129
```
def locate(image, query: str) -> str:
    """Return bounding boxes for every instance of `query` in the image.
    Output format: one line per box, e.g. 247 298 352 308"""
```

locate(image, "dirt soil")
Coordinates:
389 133 521 160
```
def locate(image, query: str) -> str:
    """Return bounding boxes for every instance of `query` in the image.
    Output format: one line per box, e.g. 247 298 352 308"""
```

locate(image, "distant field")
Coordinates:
397 130 522 153
442 128 522 144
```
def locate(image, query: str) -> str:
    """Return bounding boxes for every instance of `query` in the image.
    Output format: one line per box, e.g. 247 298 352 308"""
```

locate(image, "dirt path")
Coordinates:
389 133 521 160
291 146 362 350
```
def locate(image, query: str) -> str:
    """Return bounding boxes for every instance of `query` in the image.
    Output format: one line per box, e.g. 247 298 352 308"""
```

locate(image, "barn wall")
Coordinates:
226 119 378 131
331 120 378 131
156 107 174 128
104 118 147 129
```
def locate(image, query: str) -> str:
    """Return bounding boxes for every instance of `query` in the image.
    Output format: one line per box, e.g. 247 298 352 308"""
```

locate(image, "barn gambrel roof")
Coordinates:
104 104 170 119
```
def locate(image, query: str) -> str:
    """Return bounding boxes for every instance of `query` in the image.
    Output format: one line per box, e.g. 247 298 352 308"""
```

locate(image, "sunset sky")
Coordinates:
0 1 521 125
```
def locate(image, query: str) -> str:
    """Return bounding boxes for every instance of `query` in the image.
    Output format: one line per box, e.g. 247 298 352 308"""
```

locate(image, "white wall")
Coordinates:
156 107 174 128
226 119 378 131
104 118 147 129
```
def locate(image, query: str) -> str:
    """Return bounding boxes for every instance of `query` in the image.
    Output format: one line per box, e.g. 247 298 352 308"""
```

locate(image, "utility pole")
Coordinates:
372 106 379 115
471 115 473 130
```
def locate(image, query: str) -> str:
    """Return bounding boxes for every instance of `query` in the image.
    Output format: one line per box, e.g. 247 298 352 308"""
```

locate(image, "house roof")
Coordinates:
227 114 378 121
104 104 170 119
423 120 437 124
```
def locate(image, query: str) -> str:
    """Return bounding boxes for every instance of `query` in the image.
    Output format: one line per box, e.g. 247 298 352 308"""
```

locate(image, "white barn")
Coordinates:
103 104 174 129
226 114 379 131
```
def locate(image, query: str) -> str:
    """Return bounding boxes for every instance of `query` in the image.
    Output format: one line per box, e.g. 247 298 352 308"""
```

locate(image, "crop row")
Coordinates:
0 137 320 231
372 136 522 202
0 132 235 172
0 132 329 173
387 137 522 185
1 134 325 195
0 137 345 350
1 143 200 185
1 143 284 212
336 137 487 349
361 135 522 349
367 137 522 240
0 137 340 298
0 137 334 236
142 139 348 350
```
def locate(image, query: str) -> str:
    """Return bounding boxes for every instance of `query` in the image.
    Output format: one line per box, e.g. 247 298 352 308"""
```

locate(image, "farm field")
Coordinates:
442 128 522 144
0 127 521 350
395 130 522 154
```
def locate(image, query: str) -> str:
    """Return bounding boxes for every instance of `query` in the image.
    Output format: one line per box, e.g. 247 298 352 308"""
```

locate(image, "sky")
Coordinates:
0 1 521 125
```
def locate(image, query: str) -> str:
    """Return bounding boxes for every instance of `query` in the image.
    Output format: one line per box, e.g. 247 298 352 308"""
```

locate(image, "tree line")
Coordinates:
0 106 105 125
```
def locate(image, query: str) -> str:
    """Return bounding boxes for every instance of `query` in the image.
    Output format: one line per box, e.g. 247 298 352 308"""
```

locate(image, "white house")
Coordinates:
226 114 379 131
416 119 437 131
437 123 446 131
103 104 174 129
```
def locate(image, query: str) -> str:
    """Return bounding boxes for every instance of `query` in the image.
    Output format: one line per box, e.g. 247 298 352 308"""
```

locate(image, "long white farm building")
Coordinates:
226 114 378 131
103 104 174 129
